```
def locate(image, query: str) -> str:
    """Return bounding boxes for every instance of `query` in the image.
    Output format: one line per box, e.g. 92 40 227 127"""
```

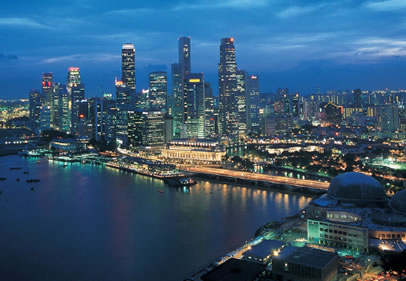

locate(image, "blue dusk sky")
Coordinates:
1 0 406 98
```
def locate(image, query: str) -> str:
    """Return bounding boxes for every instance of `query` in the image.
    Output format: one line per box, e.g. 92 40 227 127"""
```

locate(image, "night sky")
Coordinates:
1 0 406 98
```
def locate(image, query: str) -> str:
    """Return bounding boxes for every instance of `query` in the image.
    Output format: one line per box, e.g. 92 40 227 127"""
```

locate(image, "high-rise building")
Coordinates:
51 83 70 132
204 82 216 138
128 111 165 147
149 71 168 112
184 73 205 138
70 84 85 135
39 106 51 133
67 67 81 88
41 73 53 107
218 37 238 139
236 70 247 137
121 43 136 92
171 63 183 137
291 93 301 117
67 67 83 133
178 37 191 76
247 75 260 134
29 89 41 129
115 79 130 146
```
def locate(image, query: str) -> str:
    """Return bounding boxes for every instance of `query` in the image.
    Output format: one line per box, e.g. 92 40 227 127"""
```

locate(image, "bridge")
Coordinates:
182 166 330 193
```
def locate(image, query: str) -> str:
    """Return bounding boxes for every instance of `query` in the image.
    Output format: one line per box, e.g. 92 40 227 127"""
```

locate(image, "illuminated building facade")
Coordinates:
128 111 165 147
149 71 168 112
184 73 205 138
236 69 247 137
171 63 183 137
204 82 216 138
41 72 53 107
70 83 85 135
218 37 238 139
29 89 41 128
121 43 136 92
247 75 261 134
115 80 130 146
162 139 226 164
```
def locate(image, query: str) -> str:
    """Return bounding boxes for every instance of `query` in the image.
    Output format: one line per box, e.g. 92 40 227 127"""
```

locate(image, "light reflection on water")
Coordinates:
0 155 312 281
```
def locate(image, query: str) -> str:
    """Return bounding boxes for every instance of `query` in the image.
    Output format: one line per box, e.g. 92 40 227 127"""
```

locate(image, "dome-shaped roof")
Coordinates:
389 189 406 215
327 172 386 204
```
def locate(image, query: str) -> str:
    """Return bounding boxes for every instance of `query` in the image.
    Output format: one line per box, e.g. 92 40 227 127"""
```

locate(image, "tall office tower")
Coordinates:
115 79 130 146
171 63 183 137
77 99 92 139
122 43 136 92
104 100 118 144
39 106 51 132
247 75 260 133
51 83 69 132
70 84 85 135
353 89 362 108
66 67 82 132
29 89 41 129
67 67 81 88
291 93 300 117
41 73 53 107
276 88 290 114
184 73 205 138
164 114 173 143
128 111 165 147
218 37 238 139
149 71 168 112
204 82 216 138
378 105 400 134
179 37 191 76
236 70 247 137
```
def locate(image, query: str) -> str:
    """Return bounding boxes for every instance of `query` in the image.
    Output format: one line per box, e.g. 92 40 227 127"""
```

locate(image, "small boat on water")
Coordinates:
37 161 41 164
26 179 40 183
63 164 68 168
23 171 29 174
9 167 22 170
0 177 6 181
164 177 196 187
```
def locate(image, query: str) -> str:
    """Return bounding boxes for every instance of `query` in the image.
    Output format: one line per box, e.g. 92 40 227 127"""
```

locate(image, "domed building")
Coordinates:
327 172 387 206
307 172 406 254
390 189 406 216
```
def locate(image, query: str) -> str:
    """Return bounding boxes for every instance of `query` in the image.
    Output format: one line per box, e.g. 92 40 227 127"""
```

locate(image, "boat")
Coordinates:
9 167 22 170
37 160 41 164
23 171 29 174
158 190 164 193
26 179 40 183
0 177 6 181
63 164 68 168
164 177 196 187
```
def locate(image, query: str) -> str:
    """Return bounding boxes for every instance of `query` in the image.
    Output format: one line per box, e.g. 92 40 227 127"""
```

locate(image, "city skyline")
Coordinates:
1 0 406 98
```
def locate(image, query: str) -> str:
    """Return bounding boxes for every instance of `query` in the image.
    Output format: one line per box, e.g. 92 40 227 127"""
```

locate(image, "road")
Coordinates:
183 166 330 190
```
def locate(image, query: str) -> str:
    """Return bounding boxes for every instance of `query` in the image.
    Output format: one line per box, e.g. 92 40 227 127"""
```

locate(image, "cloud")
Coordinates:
0 17 52 29
41 53 120 64
0 53 18 62
365 0 406 11
173 0 269 10
278 4 326 18
104 8 153 16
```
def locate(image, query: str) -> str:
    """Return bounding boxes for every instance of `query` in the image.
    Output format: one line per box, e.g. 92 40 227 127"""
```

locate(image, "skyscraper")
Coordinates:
149 71 168 112
29 89 41 129
218 37 238 139
204 82 216 138
67 67 81 88
115 79 130 146
184 73 205 138
171 63 183 137
247 75 260 133
67 67 83 133
236 69 247 137
121 43 136 92
178 37 191 76
41 73 53 107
